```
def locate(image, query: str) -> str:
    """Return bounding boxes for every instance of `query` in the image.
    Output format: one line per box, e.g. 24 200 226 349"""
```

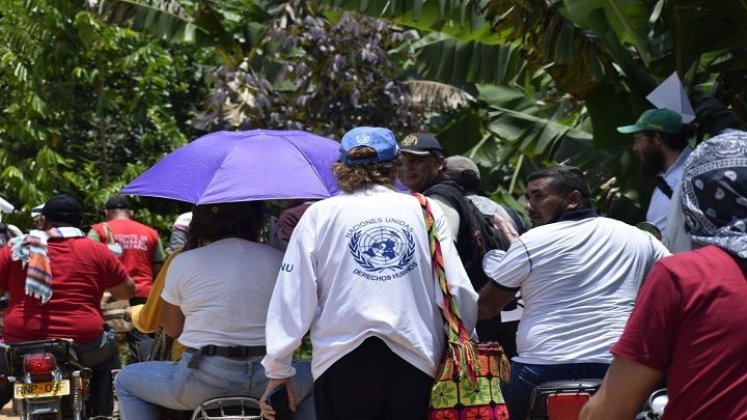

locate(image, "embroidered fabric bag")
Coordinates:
430 341 511 420
414 193 510 420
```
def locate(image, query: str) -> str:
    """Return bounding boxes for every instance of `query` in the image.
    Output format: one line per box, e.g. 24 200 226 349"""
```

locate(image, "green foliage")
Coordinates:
193 8 426 138
5 0 747 232
315 0 747 224
0 0 208 234
88 0 272 69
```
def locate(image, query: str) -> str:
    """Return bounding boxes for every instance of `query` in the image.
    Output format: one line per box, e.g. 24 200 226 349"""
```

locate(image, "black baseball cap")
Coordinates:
42 194 83 226
105 195 133 210
399 133 445 156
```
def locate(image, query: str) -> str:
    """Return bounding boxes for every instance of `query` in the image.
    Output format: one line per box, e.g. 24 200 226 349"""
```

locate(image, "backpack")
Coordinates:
424 179 510 291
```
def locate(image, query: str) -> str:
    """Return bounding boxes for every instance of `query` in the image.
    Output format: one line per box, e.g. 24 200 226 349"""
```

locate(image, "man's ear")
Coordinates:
435 154 446 171
652 132 664 147
565 190 583 210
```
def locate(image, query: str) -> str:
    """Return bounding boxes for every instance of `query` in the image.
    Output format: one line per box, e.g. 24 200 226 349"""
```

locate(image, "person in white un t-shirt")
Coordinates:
478 166 670 420
260 127 477 420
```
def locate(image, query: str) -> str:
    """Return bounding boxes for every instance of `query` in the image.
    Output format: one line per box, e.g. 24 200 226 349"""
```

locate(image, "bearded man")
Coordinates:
617 108 692 239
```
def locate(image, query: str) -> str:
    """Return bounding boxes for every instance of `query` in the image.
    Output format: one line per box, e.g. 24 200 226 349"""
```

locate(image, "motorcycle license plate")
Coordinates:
14 380 70 398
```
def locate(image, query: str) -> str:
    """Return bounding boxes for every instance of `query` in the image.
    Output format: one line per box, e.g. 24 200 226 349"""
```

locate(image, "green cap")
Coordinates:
617 108 683 134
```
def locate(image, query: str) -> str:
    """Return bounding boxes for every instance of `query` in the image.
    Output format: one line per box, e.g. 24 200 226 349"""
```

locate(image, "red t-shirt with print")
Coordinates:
0 237 130 344
90 219 164 297
611 245 747 420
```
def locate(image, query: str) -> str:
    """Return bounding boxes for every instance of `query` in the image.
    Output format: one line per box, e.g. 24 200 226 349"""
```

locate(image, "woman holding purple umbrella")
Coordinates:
115 201 315 420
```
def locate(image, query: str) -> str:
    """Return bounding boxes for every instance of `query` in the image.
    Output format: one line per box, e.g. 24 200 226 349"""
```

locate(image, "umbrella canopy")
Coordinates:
121 130 340 204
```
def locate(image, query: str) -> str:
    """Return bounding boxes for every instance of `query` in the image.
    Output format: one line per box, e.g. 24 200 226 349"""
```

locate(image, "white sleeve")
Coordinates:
649 234 673 262
483 238 531 289
429 198 478 333
262 217 319 379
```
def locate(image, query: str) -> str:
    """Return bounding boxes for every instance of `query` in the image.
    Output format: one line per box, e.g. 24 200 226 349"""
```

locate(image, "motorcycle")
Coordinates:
524 379 668 420
112 396 262 420
2 338 92 420
635 389 668 420
189 396 262 420
526 379 602 420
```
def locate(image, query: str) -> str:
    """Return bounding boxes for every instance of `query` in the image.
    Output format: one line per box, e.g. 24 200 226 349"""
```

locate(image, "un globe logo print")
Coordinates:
348 221 418 281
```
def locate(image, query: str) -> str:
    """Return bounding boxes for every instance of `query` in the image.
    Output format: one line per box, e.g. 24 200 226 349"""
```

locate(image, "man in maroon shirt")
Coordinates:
0 194 135 416
580 131 747 420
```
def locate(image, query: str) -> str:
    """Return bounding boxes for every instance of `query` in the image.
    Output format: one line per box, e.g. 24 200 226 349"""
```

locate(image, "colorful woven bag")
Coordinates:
414 193 510 420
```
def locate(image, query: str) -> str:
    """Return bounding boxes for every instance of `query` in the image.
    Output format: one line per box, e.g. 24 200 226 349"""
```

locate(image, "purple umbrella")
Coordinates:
121 130 340 204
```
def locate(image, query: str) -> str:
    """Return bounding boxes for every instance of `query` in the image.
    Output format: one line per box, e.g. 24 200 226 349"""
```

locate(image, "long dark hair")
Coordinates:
185 201 264 250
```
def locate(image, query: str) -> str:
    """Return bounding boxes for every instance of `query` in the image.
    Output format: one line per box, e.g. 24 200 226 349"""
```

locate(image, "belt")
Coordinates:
185 345 266 369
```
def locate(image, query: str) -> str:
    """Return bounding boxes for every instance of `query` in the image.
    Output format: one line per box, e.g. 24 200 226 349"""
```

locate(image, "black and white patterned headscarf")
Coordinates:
681 130 747 258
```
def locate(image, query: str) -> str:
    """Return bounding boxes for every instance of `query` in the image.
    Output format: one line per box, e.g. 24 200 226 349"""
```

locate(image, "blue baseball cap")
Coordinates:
339 127 400 165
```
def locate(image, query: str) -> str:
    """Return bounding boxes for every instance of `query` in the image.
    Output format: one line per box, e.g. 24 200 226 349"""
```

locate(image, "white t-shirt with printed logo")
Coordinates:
262 185 478 380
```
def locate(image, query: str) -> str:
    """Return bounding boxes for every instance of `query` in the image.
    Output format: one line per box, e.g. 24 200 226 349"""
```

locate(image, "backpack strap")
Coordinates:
655 176 674 199
424 179 479 254
101 222 116 245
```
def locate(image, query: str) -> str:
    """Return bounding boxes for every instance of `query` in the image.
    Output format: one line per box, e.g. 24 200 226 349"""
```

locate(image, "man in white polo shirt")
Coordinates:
478 166 670 420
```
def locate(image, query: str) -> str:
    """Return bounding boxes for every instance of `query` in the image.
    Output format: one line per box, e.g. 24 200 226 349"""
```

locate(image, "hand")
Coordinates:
493 215 519 242
259 377 295 420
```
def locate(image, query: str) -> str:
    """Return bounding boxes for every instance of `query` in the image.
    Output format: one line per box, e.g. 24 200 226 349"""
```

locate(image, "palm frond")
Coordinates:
404 80 475 111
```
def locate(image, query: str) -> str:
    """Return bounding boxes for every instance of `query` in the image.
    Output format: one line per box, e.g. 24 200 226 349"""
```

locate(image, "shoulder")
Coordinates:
0 242 12 259
519 222 565 240
88 223 104 235
425 181 462 200
658 246 736 273
428 193 457 211
593 217 651 236
143 223 160 238
244 240 284 259
68 237 117 257
130 219 158 233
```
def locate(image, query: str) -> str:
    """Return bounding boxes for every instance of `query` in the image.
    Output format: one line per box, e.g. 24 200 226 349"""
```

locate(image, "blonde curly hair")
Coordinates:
333 146 400 193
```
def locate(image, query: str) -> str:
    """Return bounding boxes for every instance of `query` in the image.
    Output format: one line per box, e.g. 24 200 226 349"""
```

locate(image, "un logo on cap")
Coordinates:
355 134 371 144
401 134 418 147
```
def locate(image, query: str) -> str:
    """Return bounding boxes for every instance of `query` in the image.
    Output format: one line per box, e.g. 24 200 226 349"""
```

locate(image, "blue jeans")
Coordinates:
500 361 609 420
115 351 315 420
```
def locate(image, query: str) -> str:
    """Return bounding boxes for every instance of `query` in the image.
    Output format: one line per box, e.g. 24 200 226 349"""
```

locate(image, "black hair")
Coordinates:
186 201 264 249
455 170 480 193
527 166 592 208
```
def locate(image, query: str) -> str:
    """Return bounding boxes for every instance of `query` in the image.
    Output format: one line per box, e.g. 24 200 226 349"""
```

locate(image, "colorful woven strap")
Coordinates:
413 192 478 385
